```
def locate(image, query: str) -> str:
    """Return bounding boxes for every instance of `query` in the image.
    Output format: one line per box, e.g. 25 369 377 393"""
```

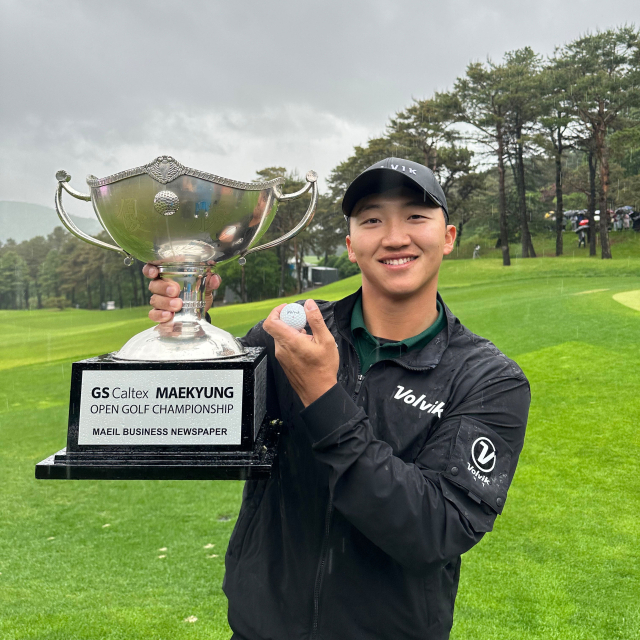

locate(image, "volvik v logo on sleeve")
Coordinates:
471 437 496 473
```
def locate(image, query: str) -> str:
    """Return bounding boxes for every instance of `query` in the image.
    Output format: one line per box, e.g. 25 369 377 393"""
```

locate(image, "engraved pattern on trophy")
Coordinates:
117 199 142 233
145 156 185 184
85 155 286 191
53 156 319 362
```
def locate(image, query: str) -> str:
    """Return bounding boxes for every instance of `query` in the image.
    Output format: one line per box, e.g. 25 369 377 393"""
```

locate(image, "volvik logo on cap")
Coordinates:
377 162 418 175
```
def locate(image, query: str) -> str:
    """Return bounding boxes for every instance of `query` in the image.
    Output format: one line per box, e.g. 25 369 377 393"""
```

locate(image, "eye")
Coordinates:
361 217 381 225
408 214 428 221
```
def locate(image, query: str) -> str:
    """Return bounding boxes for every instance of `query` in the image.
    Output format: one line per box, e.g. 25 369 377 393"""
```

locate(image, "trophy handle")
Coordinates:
241 170 318 260
55 170 132 263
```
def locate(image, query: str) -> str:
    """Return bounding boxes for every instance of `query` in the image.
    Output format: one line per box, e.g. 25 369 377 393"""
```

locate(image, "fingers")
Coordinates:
205 273 222 294
144 265 221 321
263 303 301 341
149 293 182 312
203 274 221 315
264 304 288 330
148 278 180 297
303 299 332 343
149 309 174 323
145 265 182 319
142 263 159 279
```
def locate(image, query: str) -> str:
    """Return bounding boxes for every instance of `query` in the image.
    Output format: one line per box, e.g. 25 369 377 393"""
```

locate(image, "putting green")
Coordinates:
572 288 610 295
613 289 640 311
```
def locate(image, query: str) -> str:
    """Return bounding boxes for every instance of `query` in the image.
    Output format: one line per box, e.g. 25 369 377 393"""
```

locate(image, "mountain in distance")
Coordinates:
0 201 103 244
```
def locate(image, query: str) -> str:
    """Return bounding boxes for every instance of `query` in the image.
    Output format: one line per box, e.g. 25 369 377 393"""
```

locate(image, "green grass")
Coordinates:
449 228 640 261
1 252 639 639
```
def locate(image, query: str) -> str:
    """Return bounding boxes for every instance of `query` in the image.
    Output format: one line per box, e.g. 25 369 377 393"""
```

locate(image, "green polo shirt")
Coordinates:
351 294 446 374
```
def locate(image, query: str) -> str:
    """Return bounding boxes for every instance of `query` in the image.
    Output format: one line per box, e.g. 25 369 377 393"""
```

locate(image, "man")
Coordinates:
144 157 530 640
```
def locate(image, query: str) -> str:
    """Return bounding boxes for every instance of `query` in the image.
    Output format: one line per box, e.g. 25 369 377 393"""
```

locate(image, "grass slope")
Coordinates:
447 228 640 261
1 255 639 639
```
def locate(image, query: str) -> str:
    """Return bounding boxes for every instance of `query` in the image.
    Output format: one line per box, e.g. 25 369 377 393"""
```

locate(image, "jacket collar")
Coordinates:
333 288 455 370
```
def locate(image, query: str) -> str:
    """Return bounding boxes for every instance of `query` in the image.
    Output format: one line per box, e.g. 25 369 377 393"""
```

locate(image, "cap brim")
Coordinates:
342 168 441 217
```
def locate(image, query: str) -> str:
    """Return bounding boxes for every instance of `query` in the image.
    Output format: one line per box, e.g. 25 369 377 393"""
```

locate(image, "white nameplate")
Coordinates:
78 369 244 445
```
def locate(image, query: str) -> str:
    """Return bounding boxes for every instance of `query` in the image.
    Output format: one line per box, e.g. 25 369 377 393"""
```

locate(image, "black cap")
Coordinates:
342 157 448 222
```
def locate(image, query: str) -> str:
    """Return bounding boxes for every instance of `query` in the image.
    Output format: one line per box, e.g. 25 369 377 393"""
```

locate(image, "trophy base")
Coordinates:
35 348 277 481
115 321 245 361
35 416 279 480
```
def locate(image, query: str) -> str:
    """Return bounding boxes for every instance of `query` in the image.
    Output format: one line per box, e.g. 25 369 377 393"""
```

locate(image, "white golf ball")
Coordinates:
280 303 307 330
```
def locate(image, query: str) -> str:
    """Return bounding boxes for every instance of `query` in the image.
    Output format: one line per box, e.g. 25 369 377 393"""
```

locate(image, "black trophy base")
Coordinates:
36 416 279 480
36 348 277 481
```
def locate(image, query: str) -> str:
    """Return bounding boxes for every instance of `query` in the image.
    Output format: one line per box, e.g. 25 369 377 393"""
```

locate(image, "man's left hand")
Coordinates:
263 299 339 407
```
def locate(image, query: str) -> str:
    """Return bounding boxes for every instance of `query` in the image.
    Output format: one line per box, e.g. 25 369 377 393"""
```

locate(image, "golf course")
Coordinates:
1 247 639 640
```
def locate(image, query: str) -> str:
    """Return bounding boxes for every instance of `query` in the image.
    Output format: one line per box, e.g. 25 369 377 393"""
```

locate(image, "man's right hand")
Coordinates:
143 263 221 323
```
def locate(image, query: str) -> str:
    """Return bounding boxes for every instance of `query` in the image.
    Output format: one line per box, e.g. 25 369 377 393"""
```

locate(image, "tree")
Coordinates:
320 252 360 279
0 251 28 309
386 97 457 169
218 250 284 303
537 57 576 256
502 47 542 258
309 194 347 265
451 60 512 265
608 117 640 209
254 167 309 297
562 26 640 258
16 235 49 308
39 248 63 300
449 171 487 247
386 97 485 216
328 137 405 203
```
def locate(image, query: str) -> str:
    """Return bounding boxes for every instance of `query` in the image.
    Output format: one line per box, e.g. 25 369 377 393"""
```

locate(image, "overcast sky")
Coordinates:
0 0 637 218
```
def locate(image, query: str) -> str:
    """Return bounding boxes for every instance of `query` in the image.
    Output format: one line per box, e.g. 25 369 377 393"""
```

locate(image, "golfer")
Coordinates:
144 157 530 640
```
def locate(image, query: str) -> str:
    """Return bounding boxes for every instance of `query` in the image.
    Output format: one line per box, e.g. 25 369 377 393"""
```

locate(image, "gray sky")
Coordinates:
1 0 638 218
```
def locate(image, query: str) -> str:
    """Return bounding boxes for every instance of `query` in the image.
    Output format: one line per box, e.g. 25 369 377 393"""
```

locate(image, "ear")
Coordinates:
442 224 456 256
345 235 358 264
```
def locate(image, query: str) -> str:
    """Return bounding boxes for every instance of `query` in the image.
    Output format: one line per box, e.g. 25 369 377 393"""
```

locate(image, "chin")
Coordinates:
386 287 421 299
366 270 435 299
377 281 423 299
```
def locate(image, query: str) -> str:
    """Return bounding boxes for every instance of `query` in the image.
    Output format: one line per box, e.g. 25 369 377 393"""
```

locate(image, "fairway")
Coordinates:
1 256 639 640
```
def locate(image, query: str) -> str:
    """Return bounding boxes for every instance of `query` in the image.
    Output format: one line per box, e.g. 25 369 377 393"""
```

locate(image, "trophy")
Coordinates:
36 156 318 480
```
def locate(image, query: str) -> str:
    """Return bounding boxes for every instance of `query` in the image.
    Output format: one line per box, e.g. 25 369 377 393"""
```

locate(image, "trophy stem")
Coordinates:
113 264 245 361
158 264 207 327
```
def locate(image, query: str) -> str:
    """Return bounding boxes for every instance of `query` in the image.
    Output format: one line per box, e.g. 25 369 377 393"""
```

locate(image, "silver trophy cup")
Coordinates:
55 155 318 361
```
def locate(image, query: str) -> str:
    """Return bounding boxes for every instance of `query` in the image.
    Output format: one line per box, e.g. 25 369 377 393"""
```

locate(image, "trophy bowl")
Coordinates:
55 155 318 362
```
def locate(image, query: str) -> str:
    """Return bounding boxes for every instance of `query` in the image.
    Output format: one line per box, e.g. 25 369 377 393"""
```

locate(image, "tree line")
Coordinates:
328 26 640 265
1 26 638 310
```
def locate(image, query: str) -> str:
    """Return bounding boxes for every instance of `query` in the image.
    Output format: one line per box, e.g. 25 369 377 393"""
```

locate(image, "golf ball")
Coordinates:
280 303 307 331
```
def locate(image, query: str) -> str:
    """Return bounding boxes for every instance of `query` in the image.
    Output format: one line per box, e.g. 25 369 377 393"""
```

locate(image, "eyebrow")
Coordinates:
353 202 381 215
353 198 439 216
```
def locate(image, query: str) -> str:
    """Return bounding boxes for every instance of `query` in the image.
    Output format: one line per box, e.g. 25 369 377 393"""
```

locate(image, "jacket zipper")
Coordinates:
311 497 333 639
311 348 365 639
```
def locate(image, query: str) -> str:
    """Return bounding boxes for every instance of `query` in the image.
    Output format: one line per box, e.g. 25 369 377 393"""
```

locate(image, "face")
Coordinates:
345 187 456 300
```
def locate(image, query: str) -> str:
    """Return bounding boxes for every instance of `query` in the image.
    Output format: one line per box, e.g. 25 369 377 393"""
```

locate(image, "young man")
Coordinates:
144 157 530 640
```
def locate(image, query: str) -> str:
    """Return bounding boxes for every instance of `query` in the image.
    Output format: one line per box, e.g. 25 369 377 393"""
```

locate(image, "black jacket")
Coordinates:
222 291 530 640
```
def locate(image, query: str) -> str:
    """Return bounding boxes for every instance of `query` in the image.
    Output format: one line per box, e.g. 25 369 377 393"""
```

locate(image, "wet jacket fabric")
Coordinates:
222 290 530 640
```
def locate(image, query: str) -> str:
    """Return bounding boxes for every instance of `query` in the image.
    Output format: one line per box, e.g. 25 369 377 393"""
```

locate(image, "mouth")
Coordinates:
379 256 418 266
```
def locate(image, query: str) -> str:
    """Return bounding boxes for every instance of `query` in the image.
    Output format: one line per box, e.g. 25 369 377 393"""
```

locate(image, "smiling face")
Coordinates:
345 186 456 302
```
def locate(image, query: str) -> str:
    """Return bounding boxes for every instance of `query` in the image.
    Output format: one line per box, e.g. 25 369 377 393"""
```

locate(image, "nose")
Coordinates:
381 220 411 249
